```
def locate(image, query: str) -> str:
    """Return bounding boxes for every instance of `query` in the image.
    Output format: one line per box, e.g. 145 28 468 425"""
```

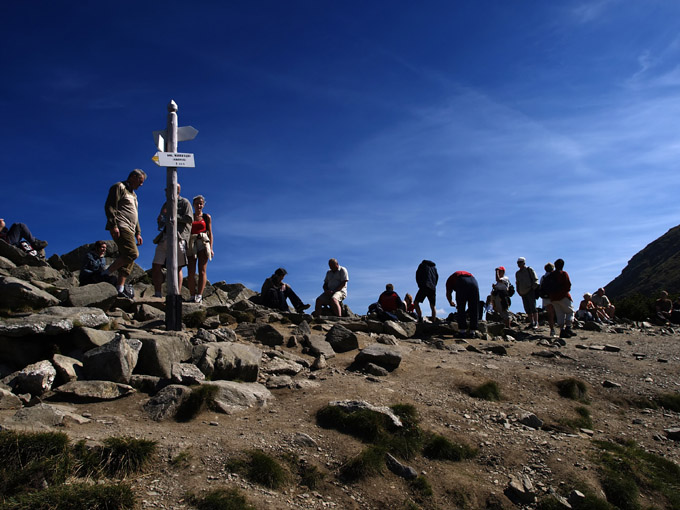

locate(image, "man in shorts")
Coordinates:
591 287 615 320
151 184 193 298
414 260 438 321
315 258 349 317
104 169 146 298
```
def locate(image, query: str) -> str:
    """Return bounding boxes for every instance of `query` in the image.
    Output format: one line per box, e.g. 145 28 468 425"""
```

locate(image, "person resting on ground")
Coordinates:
655 290 673 323
0 218 48 251
80 240 117 286
576 293 597 322
368 283 406 321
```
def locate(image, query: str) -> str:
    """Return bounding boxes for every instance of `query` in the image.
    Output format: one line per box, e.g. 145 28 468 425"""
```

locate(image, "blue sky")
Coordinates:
2 1 680 314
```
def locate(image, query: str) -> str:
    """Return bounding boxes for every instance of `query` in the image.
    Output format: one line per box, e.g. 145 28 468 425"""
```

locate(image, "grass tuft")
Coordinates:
422 434 477 461
170 450 192 468
469 380 502 401
654 392 680 412
409 475 433 498
556 378 589 402
175 384 220 422
186 487 255 510
0 482 135 510
558 406 593 432
339 445 386 482
227 450 288 489
592 439 680 510
183 309 207 328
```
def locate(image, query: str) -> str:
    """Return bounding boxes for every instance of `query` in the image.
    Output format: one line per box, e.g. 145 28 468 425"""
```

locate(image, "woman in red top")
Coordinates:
187 195 213 303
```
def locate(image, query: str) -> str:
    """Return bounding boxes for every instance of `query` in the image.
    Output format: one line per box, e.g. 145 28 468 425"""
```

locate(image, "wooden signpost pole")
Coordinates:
165 100 181 331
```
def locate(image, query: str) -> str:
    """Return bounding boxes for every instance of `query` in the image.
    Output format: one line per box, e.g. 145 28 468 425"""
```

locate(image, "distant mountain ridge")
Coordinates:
605 224 680 300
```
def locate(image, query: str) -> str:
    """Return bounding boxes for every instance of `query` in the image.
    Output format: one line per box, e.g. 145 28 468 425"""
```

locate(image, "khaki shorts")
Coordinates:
114 228 138 276
153 238 188 267
317 290 347 306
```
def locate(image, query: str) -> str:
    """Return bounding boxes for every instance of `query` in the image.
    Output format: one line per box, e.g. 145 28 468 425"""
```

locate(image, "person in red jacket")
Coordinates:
546 258 576 339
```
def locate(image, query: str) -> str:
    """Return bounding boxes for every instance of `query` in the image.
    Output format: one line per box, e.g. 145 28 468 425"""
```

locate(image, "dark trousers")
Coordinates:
456 275 480 331
6 223 37 247
263 285 304 311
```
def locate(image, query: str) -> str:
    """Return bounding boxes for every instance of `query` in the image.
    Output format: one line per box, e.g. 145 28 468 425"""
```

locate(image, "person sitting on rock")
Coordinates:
655 290 673 323
80 240 117 286
591 287 615 320
261 268 310 313
576 293 597 322
368 283 406 321
315 258 349 317
0 218 48 251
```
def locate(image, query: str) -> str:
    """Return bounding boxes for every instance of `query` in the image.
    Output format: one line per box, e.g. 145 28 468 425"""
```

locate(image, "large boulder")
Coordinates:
9 265 64 283
133 331 193 378
53 380 135 401
192 342 261 382
205 380 272 414
83 335 142 384
0 306 110 337
67 282 118 309
302 334 336 358
52 354 83 384
143 384 192 421
211 282 257 304
0 276 60 311
354 344 402 372
0 241 48 268
5 360 57 396
325 324 359 353
256 324 285 346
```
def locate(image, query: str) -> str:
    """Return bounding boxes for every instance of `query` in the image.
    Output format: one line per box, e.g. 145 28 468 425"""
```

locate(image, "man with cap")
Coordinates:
491 266 512 328
591 287 615 320
261 268 310 313
515 257 539 329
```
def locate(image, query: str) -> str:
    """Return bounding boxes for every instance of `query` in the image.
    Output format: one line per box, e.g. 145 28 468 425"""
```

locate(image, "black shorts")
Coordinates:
415 287 436 306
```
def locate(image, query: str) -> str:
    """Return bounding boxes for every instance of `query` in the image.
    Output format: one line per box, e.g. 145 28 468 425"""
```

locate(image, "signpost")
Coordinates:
154 100 198 331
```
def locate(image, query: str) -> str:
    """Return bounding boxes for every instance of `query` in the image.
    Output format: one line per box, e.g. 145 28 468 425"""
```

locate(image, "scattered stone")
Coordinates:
385 452 417 479
603 344 621 352
0 387 23 409
665 427 680 441
171 362 206 385
602 380 621 388
364 363 389 377
376 334 399 346
310 355 326 371
292 432 318 448
504 474 536 505
265 375 293 389
483 345 508 356
518 412 543 429
383 321 410 339
303 334 336 359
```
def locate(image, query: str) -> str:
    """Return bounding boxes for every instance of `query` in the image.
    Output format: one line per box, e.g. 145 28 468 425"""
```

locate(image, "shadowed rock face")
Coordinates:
605 224 680 300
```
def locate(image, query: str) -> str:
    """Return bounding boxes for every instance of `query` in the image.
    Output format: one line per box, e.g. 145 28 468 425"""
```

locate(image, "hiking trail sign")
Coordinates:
151 152 195 168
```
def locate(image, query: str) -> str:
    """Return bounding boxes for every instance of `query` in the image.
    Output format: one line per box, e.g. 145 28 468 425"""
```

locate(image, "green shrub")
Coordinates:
316 405 396 443
556 378 589 403
187 488 255 510
299 463 325 489
73 437 156 479
558 406 593 431
613 294 655 321
183 309 207 328
422 434 477 461
176 384 220 422
469 381 501 401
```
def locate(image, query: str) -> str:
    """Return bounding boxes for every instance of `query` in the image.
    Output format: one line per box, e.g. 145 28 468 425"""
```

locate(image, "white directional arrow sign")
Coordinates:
152 126 199 151
151 152 196 168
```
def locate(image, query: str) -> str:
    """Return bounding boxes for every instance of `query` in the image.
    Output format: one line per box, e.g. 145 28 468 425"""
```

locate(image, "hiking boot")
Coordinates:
194 295 203 304
296 303 311 313
33 239 48 250
118 288 134 300
550 328 556 337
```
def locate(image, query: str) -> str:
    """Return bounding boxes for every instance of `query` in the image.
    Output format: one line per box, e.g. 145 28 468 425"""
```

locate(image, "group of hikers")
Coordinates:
2 169 676 339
